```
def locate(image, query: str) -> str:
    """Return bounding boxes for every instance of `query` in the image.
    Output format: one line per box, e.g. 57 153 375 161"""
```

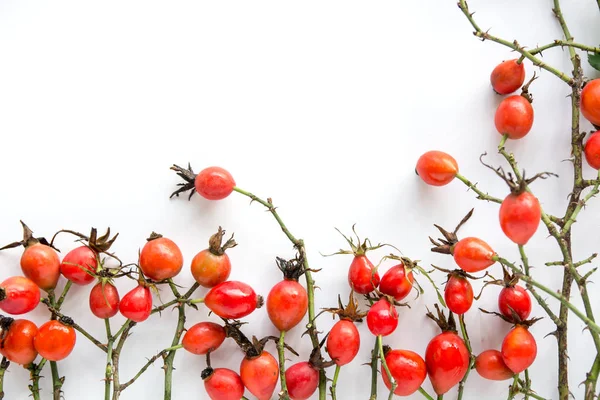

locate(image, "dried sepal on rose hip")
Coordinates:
266 256 308 332
139 232 184 282
381 346 427 396
424 304 470 396
490 59 526 95
430 208 497 273
324 225 383 295
415 150 459 186
323 292 366 366
0 221 61 291
191 227 237 288
494 74 537 140
169 163 236 201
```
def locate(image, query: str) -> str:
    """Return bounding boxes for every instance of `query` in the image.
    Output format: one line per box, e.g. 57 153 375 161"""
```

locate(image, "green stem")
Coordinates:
120 348 170 391
585 355 600 400
105 319 114 400
370 340 378 400
233 186 326 400
508 375 519 400
330 365 341 400
164 281 187 400
457 315 474 400
377 336 396 400
56 281 73 309
50 361 62 400
524 369 531 400
457 0 573 85
28 359 46 400
277 330 290 399
418 387 435 400
552 0 577 62
111 320 135 400
562 171 600 233
454 174 502 203
437 395 443 400
0 357 8 400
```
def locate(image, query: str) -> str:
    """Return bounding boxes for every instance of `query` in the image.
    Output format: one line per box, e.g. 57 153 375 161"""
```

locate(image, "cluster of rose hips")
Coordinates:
3 57 600 399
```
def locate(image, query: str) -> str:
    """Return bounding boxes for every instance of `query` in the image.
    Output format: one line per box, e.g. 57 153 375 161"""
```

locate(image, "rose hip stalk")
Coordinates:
0 221 60 291
191 227 237 288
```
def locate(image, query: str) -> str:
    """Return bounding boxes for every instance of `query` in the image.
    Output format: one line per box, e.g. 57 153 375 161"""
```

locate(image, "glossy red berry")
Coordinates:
326 319 360 366
416 151 459 186
20 243 61 291
382 349 427 396
182 322 226 355
195 167 236 200
34 320 76 361
444 275 473 315
581 79 600 126
379 264 413 301
490 59 526 95
452 237 496 273
501 326 537 373
203 368 245 400
475 350 514 381
585 131 600 169
367 298 398 337
205 281 262 320
498 285 532 322
0 319 38 365
139 236 184 281
119 285 152 323
285 362 319 400
60 246 97 286
499 192 541 245
89 282 120 319
267 279 308 331
0 276 40 315
495 95 534 140
239 351 278 400
348 255 380 295
425 331 470 395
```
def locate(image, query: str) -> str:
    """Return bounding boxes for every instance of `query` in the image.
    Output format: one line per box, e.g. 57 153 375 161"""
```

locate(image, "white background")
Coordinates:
1 1 600 399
